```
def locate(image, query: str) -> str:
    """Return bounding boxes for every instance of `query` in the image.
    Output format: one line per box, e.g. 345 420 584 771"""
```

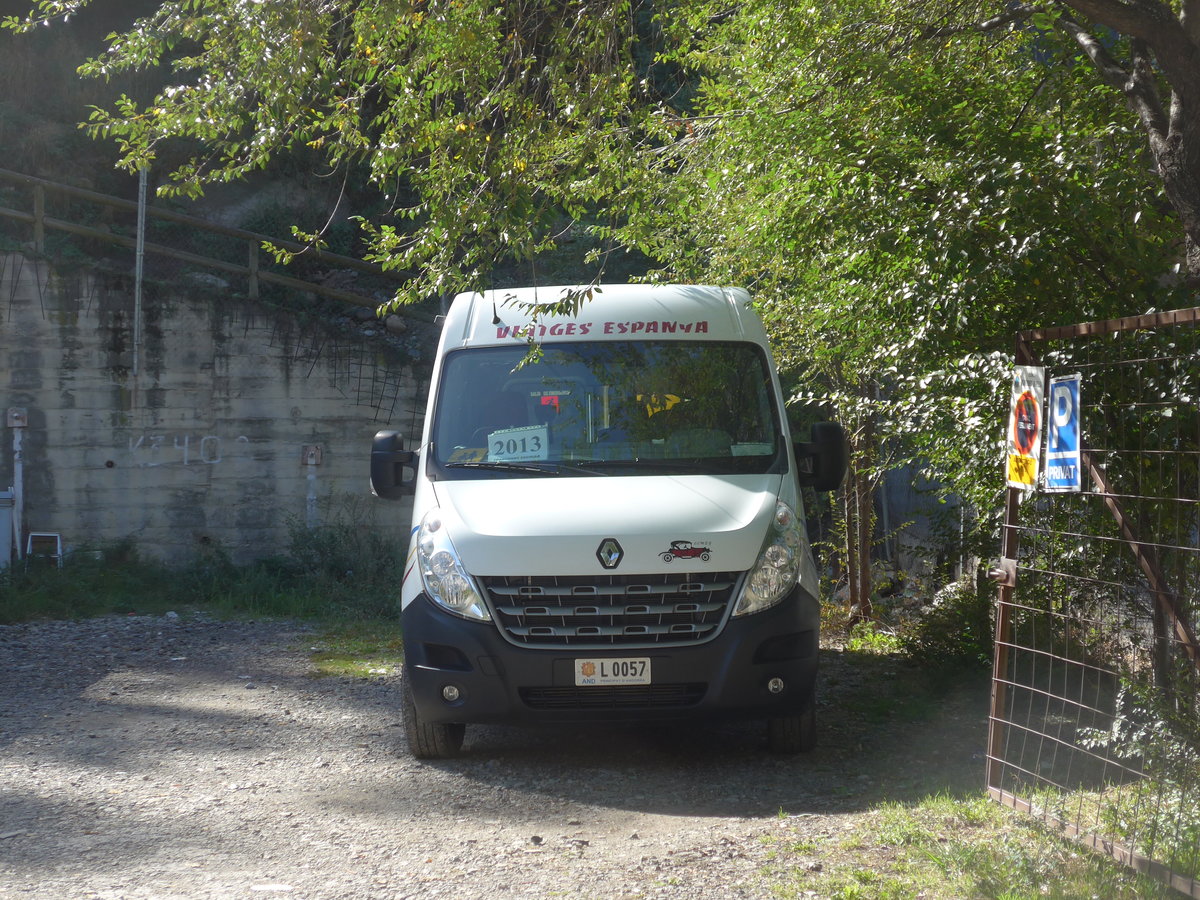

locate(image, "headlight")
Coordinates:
416 510 491 621
733 500 802 616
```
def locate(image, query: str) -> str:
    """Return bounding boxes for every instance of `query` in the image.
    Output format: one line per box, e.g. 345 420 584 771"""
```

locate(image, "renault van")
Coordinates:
371 284 846 758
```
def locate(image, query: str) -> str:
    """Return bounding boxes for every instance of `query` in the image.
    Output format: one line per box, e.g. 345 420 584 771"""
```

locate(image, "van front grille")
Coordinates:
481 572 740 648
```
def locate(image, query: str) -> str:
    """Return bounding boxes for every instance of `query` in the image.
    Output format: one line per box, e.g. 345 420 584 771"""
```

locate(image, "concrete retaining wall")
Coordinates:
0 253 424 565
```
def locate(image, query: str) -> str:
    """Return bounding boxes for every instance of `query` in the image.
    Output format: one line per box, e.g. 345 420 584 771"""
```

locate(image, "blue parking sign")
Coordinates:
1045 374 1082 492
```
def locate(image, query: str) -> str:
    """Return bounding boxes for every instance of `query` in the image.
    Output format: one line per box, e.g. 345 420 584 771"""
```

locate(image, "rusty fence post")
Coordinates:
986 332 1035 797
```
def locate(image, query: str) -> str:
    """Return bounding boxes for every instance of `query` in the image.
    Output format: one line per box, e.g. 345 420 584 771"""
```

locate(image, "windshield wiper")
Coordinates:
444 461 566 476
566 459 712 473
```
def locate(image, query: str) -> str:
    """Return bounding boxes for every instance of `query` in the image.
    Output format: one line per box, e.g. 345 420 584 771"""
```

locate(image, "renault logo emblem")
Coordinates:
596 538 623 569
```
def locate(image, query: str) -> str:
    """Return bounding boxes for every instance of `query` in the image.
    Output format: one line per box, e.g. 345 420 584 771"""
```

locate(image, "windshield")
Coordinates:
430 340 786 478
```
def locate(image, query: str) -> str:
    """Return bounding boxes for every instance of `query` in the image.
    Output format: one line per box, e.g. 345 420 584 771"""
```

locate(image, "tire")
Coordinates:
767 698 817 754
402 675 466 760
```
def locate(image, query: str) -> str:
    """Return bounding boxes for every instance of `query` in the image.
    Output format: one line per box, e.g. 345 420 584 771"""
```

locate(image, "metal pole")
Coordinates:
247 239 259 300
987 333 1035 795
12 431 20 561
32 185 44 253
133 167 148 376
303 445 322 529
8 408 27 561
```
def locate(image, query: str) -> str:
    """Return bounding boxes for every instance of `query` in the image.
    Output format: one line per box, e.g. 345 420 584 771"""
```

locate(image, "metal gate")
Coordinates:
987 306 1200 895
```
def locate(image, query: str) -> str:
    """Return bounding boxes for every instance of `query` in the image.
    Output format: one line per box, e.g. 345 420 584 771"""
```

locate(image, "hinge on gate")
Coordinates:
987 558 1017 588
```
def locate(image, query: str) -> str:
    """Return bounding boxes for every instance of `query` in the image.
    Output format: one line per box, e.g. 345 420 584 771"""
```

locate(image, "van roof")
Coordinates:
443 284 764 348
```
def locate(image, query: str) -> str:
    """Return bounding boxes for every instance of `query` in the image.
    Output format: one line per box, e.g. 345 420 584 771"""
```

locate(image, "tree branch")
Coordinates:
1059 0 1200 113
1054 11 1136 92
1131 37 1176 143
919 3 1038 38
1057 14 1170 145
1055 0 1178 42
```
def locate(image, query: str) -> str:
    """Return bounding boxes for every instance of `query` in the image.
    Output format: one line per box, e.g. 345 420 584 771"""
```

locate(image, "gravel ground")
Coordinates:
0 614 988 899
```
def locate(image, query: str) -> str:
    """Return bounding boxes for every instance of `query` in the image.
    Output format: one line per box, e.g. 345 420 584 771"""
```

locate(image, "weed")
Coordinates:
845 621 903 655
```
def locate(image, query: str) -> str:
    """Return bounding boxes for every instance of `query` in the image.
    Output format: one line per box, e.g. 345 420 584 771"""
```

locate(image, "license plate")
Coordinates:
574 657 651 686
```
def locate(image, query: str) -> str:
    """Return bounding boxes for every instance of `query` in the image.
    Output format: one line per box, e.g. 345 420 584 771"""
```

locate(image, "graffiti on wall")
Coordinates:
127 433 251 467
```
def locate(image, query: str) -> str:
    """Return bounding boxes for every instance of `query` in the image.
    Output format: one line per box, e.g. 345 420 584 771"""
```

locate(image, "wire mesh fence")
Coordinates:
988 307 1200 896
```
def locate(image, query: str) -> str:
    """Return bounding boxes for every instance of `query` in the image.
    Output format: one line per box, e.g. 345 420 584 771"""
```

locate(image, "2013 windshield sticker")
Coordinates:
488 424 549 462
659 540 711 562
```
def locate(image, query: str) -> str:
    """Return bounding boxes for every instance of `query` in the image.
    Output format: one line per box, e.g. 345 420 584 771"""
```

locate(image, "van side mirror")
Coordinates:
794 421 848 492
371 431 417 499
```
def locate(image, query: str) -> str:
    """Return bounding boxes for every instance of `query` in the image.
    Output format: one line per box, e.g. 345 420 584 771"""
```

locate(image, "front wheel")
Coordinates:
402 675 466 759
767 699 816 754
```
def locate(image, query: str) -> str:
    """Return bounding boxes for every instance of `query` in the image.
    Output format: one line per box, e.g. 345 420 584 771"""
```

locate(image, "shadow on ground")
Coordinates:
433 648 992 817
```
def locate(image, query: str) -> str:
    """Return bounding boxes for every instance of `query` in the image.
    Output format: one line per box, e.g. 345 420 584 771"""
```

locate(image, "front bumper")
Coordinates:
402 586 819 725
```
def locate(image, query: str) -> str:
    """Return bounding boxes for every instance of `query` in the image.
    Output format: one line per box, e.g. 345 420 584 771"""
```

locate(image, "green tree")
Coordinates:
6 0 1194 615
619 0 1182 614
3 0 648 304
920 0 1200 281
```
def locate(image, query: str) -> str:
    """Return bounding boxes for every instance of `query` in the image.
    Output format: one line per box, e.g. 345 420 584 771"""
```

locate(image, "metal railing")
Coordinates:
988 306 1200 896
0 167 432 319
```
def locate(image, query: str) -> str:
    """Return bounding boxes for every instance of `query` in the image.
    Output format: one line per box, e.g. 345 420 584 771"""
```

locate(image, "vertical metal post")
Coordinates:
32 185 44 254
874 383 892 564
303 445 322 529
987 486 1021 793
957 502 966 583
7 408 27 561
986 333 1035 795
0 489 12 570
133 167 148 377
248 240 260 300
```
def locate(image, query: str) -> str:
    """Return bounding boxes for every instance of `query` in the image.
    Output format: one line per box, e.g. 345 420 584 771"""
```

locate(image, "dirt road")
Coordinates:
0 614 987 899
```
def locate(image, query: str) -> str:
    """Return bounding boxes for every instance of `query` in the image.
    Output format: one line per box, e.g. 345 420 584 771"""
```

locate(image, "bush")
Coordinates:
903 577 994 670
0 539 178 622
0 520 406 625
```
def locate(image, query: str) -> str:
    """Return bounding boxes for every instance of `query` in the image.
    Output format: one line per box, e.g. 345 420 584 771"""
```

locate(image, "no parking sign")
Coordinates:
1006 365 1045 490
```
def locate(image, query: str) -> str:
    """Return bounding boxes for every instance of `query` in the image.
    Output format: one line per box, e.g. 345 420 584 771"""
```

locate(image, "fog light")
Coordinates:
767 677 785 695
442 684 461 703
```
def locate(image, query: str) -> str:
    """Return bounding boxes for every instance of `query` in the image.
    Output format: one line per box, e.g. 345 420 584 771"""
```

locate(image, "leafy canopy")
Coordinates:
3 0 650 303
618 0 1180 514
4 0 1192 551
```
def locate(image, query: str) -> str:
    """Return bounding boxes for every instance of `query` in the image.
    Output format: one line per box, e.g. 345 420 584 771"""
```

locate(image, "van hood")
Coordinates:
431 474 783 576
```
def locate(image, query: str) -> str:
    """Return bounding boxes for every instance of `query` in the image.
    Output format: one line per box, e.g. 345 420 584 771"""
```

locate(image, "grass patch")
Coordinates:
763 794 1165 899
1019 780 1200 885
0 540 181 622
307 620 405 678
0 514 405 626
846 683 941 730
